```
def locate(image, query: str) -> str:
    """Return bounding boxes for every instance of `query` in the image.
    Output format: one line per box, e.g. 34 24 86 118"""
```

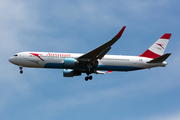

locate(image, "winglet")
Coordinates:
115 26 126 38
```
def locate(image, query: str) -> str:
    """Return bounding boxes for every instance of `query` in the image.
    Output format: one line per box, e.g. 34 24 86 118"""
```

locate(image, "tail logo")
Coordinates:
156 43 164 49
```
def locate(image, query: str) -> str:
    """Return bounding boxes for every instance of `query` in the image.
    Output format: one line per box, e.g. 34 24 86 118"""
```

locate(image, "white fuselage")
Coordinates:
9 52 167 72
8 27 171 80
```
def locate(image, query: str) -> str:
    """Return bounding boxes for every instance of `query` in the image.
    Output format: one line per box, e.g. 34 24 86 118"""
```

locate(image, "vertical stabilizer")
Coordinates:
139 33 171 59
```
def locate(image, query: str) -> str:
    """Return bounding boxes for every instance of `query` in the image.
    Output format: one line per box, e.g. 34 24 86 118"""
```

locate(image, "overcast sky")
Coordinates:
1 0 180 120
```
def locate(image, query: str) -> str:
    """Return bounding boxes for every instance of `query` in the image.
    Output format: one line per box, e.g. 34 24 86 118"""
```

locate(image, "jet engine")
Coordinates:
63 69 81 77
64 58 79 66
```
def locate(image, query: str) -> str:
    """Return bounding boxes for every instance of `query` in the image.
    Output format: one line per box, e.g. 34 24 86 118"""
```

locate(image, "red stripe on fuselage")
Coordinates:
139 49 160 59
30 53 44 61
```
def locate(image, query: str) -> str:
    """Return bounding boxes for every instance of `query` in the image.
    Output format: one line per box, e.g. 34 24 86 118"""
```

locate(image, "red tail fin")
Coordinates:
139 33 171 59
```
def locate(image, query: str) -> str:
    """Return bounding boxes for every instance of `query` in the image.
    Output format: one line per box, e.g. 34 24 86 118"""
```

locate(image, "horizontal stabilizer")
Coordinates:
147 53 171 63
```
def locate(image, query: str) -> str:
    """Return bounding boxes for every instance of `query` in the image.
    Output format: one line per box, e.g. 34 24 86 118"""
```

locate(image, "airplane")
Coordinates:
9 26 172 81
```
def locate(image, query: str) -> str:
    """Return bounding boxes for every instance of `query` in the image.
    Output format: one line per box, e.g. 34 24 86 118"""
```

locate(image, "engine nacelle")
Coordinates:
63 69 81 77
64 58 79 66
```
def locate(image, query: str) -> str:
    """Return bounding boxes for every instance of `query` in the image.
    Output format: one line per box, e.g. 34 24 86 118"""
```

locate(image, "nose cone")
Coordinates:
9 57 13 63
9 57 16 64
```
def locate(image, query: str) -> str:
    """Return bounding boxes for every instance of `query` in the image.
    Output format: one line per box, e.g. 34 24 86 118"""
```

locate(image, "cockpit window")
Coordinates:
14 54 18 57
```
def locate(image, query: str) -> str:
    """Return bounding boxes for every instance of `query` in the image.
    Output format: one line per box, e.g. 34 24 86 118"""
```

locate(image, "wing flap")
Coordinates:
96 71 113 74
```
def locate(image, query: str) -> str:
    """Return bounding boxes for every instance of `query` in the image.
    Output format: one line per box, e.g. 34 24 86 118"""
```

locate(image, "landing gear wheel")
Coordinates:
85 76 93 81
19 66 23 74
89 76 92 80
85 77 89 81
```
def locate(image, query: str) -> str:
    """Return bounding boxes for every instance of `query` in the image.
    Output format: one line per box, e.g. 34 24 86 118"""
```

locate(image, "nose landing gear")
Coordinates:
19 66 23 74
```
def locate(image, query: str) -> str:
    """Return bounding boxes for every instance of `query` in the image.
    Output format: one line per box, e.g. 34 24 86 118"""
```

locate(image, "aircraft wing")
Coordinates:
77 26 126 61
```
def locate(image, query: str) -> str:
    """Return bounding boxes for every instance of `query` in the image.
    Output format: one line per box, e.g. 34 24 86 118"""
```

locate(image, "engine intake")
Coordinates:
63 69 81 77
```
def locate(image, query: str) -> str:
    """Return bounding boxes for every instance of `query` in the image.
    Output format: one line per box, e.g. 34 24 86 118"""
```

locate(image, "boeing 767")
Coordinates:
9 26 172 81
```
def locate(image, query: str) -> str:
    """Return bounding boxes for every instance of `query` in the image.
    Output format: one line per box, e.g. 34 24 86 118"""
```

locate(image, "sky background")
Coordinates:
1 0 180 120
